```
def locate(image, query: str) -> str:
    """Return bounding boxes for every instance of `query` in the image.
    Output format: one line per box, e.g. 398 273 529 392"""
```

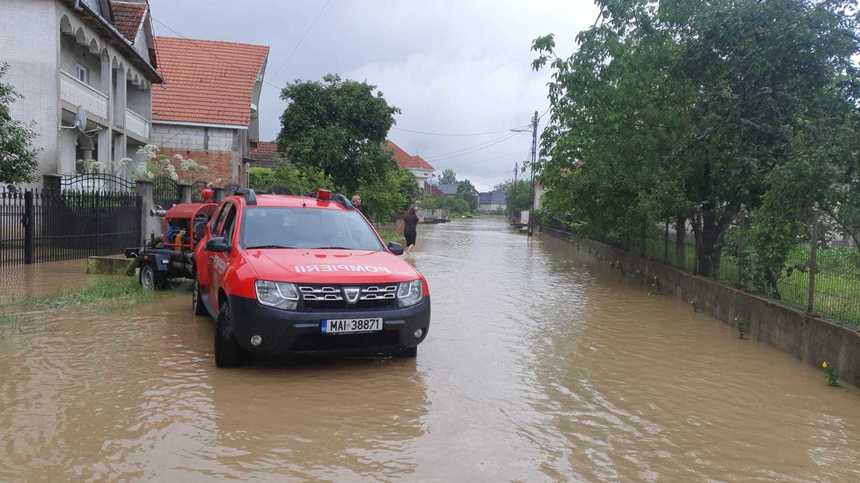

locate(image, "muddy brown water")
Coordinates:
1 217 859 481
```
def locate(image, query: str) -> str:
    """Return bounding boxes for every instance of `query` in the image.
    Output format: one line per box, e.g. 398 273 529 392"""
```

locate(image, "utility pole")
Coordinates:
510 111 540 236
513 162 518 184
527 110 538 237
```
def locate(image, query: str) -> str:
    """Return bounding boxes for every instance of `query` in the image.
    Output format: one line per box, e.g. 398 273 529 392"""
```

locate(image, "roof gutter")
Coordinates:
63 0 162 83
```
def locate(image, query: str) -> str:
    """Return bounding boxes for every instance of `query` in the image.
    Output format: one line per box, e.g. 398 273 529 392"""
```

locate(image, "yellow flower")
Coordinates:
821 361 829 369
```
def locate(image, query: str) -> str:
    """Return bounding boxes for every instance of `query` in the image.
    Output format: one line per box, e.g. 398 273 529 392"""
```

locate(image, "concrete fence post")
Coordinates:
136 180 155 246
214 187 224 202
179 184 192 203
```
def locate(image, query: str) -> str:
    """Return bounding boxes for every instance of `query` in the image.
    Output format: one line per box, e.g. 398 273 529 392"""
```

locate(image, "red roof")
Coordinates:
111 1 147 42
382 140 434 171
152 37 269 127
249 141 288 168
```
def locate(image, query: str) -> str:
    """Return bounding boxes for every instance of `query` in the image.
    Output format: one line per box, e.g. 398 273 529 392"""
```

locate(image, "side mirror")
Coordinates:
387 241 404 255
206 237 230 253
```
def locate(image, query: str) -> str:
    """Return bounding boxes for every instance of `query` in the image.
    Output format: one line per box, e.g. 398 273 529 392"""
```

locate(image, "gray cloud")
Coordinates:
149 0 597 190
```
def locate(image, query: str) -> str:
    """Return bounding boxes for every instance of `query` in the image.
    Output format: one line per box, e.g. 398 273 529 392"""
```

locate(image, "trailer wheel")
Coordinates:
139 264 166 290
192 279 207 316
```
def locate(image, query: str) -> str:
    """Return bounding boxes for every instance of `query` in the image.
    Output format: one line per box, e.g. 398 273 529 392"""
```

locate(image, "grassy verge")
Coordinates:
376 223 405 245
0 276 155 322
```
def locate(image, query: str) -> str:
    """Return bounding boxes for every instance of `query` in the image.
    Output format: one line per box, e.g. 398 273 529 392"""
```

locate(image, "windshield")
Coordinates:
241 207 383 251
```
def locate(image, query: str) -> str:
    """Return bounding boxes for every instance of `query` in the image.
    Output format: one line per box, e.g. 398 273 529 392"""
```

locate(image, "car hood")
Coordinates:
242 249 420 284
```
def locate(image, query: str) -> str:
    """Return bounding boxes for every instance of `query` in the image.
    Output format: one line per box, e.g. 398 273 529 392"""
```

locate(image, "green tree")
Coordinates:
439 168 457 185
533 0 860 279
456 178 478 211
277 74 400 193
248 164 332 196
0 63 39 184
497 180 530 216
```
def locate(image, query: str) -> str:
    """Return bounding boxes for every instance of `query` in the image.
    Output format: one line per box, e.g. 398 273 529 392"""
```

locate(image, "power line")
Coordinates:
391 125 527 137
423 132 523 162
269 0 333 80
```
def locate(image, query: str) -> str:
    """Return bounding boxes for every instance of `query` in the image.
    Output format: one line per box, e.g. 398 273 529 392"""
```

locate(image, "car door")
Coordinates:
209 202 237 316
208 202 236 313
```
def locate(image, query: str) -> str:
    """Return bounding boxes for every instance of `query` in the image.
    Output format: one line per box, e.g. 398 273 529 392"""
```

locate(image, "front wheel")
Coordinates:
214 300 243 368
397 347 418 358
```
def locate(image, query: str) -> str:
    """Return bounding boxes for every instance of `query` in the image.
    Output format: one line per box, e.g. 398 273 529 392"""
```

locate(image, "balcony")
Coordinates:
59 71 108 121
125 108 150 141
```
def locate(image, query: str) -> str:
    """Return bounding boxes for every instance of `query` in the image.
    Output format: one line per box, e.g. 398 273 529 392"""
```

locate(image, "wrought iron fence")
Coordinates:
545 217 860 326
152 175 180 209
0 187 140 267
61 173 136 193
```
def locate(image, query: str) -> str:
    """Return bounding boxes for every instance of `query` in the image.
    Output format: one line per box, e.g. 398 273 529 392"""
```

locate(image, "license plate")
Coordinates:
321 317 383 334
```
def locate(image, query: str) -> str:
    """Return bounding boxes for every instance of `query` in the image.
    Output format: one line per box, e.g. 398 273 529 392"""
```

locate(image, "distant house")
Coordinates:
249 141 288 169
0 0 162 177
435 183 459 197
382 140 434 192
150 37 269 186
478 190 507 212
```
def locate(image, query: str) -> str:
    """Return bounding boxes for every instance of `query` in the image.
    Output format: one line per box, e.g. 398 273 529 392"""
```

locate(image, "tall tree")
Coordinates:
0 63 39 184
439 168 457 185
534 0 860 278
277 74 400 193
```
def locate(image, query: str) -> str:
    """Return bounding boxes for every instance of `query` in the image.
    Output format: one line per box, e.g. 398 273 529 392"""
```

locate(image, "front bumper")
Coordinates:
228 295 431 356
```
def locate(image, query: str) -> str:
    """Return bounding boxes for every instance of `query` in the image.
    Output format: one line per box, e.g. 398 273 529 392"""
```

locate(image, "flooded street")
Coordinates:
1 217 859 481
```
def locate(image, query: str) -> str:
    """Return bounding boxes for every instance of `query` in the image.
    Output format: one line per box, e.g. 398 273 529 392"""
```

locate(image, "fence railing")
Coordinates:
544 217 860 326
0 186 140 267
152 175 180 209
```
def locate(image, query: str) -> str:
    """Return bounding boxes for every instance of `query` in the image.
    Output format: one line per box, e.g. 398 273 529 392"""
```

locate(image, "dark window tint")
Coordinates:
241 207 383 251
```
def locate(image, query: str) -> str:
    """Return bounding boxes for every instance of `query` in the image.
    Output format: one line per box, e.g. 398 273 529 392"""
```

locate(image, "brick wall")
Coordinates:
152 123 240 185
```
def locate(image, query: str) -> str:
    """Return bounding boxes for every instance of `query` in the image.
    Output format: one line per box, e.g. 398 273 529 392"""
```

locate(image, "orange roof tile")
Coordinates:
250 141 289 168
110 1 147 42
152 37 269 127
382 140 435 171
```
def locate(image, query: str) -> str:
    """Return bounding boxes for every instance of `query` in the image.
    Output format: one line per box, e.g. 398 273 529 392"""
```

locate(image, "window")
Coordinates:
241 208 383 251
75 64 89 84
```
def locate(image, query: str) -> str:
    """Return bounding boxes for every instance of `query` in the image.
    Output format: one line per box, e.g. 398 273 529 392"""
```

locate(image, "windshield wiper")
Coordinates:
312 246 351 250
246 244 296 249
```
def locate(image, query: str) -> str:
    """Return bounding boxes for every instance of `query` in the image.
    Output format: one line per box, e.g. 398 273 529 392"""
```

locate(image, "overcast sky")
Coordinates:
148 0 598 191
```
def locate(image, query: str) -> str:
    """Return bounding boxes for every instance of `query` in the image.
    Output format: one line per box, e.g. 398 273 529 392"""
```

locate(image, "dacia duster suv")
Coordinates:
193 188 430 367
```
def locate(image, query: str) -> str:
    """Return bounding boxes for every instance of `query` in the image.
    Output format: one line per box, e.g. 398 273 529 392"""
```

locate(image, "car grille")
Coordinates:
297 284 398 311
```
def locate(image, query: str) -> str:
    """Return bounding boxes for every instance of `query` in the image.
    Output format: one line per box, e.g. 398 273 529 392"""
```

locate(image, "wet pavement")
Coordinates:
1 217 859 481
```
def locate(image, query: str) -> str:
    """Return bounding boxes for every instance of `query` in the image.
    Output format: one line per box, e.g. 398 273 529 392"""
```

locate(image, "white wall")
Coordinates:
151 124 236 151
0 0 60 177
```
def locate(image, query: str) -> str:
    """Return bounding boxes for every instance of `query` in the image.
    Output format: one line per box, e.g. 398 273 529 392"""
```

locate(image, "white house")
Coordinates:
0 0 161 177
382 140 435 192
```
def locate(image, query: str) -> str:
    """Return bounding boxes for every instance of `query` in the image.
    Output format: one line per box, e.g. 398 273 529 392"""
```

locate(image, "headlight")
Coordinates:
397 279 423 307
255 280 299 310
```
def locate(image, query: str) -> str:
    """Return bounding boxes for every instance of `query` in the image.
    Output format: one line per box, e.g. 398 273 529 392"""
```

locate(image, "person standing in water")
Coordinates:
402 207 420 254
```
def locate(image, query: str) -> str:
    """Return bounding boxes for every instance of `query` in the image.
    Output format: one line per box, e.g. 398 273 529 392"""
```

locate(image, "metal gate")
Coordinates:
153 175 180 209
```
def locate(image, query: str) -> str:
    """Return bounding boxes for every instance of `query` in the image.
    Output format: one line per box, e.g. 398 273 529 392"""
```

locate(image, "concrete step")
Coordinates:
87 255 135 275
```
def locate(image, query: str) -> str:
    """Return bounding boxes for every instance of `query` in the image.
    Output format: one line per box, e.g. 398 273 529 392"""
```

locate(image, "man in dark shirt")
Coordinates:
351 194 368 218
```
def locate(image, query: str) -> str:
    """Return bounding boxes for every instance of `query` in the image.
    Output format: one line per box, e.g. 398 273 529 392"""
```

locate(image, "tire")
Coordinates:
214 300 243 368
192 279 207 316
139 264 162 290
397 347 418 358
